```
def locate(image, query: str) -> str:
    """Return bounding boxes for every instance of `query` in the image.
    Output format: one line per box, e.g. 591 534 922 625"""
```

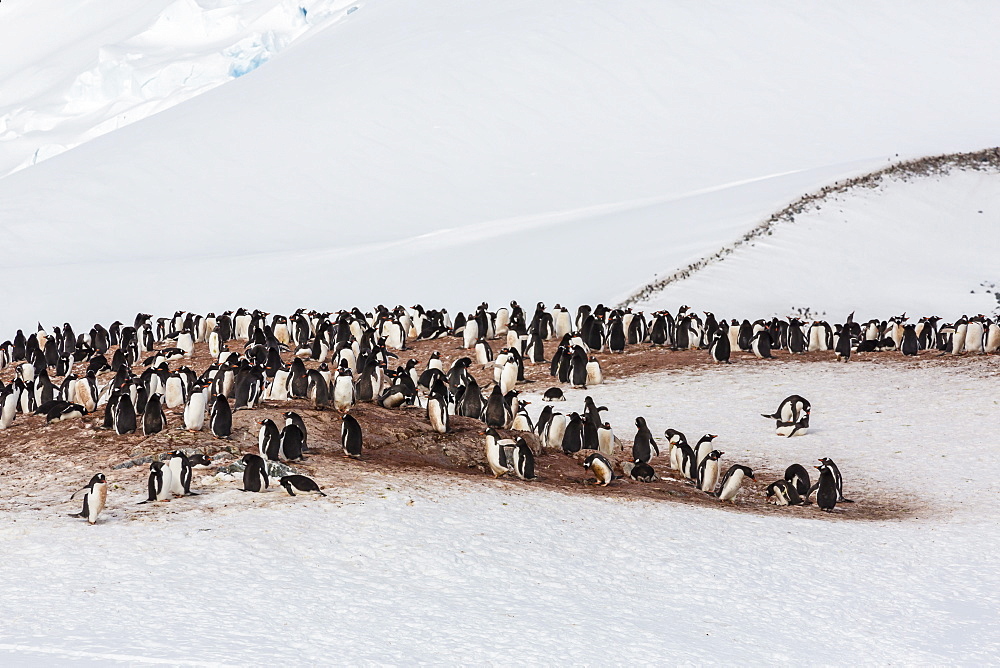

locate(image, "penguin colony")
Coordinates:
0 302 990 524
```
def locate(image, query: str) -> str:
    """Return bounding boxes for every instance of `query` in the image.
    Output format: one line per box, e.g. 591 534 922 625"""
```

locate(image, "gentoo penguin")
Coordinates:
332 367 355 412
167 451 196 496
632 417 659 463
835 312 855 362
766 480 804 506
585 357 603 386
510 400 533 432
69 473 108 525
809 464 839 511
542 387 565 402
583 452 614 486
341 413 363 459
190 453 213 469
280 475 327 497
427 391 449 434
141 393 167 435
279 424 305 461
694 433 719 466
258 419 281 461
716 465 754 502
503 437 537 481
113 395 137 435
282 411 308 451
484 385 509 428
241 454 269 492
623 459 657 482
697 450 724 492
900 324 919 356
817 457 852 502
484 427 513 477
543 412 568 452
183 383 208 431
750 331 772 359
560 412 585 454
597 422 615 457
499 356 519 395
140 461 173 503
209 394 232 439
709 331 731 363
1 386 18 429
784 464 811 497
45 402 86 423
761 395 811 437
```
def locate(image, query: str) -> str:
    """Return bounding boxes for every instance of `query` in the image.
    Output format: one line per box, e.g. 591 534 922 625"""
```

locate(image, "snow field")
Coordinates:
1 361 998 663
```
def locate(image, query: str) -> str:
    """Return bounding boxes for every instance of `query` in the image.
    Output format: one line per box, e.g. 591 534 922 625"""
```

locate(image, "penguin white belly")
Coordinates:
1 396 16 429
208 332 221 357
585 361 603 386
700 460 720 492
952 325 968 354
463 321 479 350
544 415 568 450
555 312 572 339
428 399 448 433
493 354 509 383
965 323 984 352
177 332 194 356
164 379 185 408
590 459 613 486
89 483 108 523
669 444 681 471
475 343 491 366
505 330 521 351
510 413 531 432
597 428 614 457
986 325 1000 353
184 395 207 430
485 437 511 476
333 379 354 412
775 423 807 437
499 363 518 395
717 470 745 501
274 323 290 345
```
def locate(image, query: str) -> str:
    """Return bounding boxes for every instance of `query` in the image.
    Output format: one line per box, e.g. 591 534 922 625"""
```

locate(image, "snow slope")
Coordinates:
3 1 1000 332
633 165 1000 317
0 0 362 178
2 362 999 664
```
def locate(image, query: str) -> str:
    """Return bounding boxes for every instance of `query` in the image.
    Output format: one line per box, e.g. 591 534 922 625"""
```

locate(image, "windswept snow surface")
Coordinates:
635 169 1000 317
2 2 1000 331
2 362 999 664
0 0 362 178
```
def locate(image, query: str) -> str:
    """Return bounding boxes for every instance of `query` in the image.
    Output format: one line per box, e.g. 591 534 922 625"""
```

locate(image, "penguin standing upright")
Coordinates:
241 454 269 492
709 331 730 363
597 422 615 457
258 419 281 461
69 473 108 525
835 312 855 362
142 394 167 435
503 437 537 481
585 356 603 386
697 450 725 492
817 457 852 502
113 395 137 435
484 427 514 477
167 451 196 496
750 331 773 359
279 424 305 461
341 413 363 458
141 461 173 503
694 433 719 467
809 463 839 511
183 383 208 431
209 394 232 438
900 324 919 356
631 417 659 463
716 465 754 502
427 391 449 434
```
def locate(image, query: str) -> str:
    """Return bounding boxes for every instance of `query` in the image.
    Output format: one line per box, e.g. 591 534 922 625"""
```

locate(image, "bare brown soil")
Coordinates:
2 331 994 522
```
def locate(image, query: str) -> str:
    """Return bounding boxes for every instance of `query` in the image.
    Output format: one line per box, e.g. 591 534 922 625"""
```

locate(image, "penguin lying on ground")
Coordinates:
622 459 657 482
280 475 327 496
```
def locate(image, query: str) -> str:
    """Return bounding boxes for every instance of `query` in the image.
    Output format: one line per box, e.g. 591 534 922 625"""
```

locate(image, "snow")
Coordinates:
0 0 362 178
634 168 1000 318
3 2 1000 332
3 361 999 663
